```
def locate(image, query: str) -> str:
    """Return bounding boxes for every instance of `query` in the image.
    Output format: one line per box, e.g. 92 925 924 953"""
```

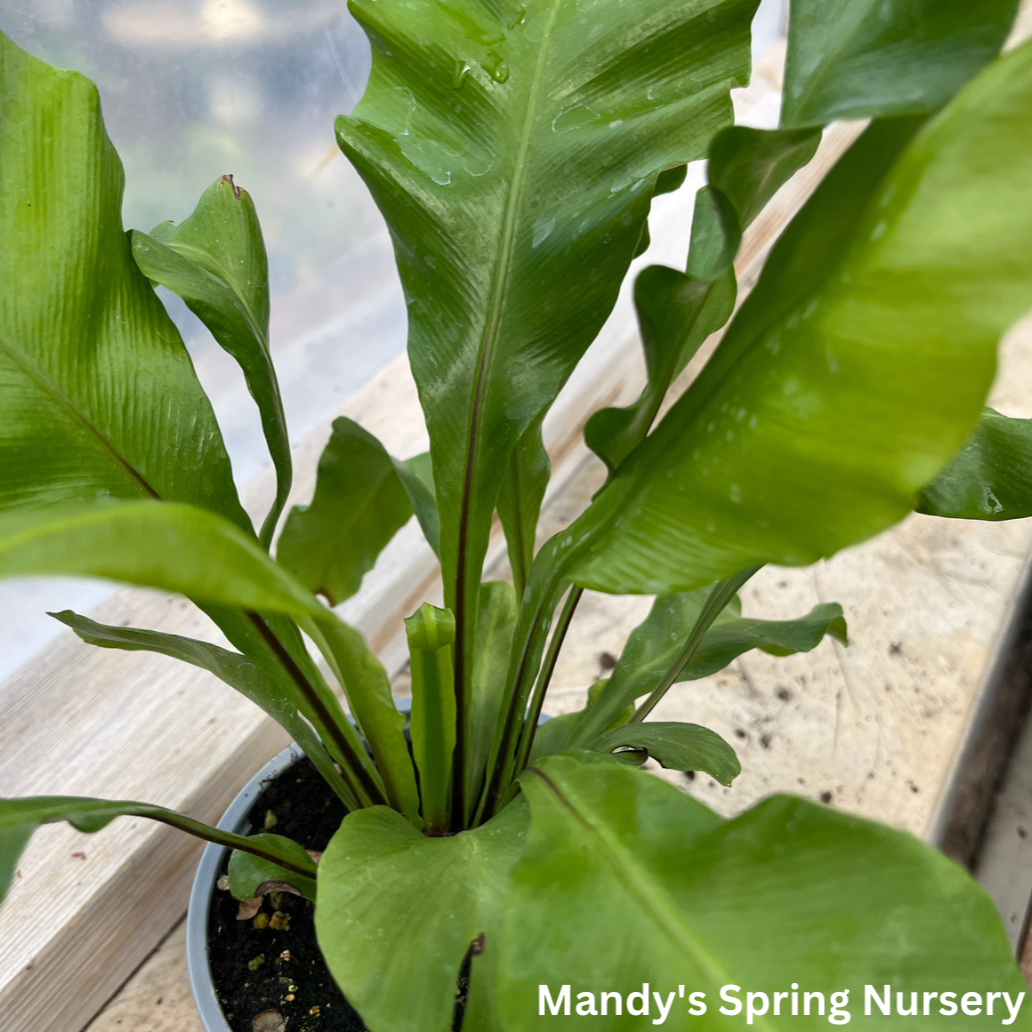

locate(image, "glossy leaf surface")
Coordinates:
918 408 1032 521
0 795 317 908
782 0 1020 127
499 756 1029 1030
51 609 354 807
593 722 740 784
338 0 759 682
0 32 247 530
131 176 289 546
277 418 415 606
570 42 1032 595
316 800 528 1032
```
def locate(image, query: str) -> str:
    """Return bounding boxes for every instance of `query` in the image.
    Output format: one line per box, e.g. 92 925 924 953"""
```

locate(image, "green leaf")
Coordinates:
530 679 633 763
228 835 318 902
593 722 740 784
782 0 1020 128
304 614 421 824
499 756 1028 1030
0 32 247 530
405 603 458 832
50 609 355 808
585 266 736 473
470 581 519 794
130 175 289 548
0 501 323 618
315 799 529 1032
918 408 1032 521
569 41 1032 595
0 499 409 810
395 451 440 555
338 0 759 710
711 126 825 231
563 586 842 752
0 795 317 908
497 421 550 598
277 418 416 607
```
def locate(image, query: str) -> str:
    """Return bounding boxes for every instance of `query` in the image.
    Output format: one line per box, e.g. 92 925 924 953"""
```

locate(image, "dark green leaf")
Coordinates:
131 175 289 547
500 756 1027 1030
918 408 1032 520
530 679 631 763
710 125 824 230
50 609 355 808
593 722 740 784
0 795 316 908
585 266 736 473
566 590 844 749
338 0 759 700
405 603 458 831
316 799 528 1032
0 32 247 530
568 42 1032 595
228 836 318 902
782 0 1020 127
277 418 415 607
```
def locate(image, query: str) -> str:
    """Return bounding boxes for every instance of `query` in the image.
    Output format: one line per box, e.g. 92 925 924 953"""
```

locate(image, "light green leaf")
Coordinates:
593 722 740 784
918 408 1032 521
499 756 1028 1031
0 501 322 617
585 266 736 473
337 0 759 719
304 614 421 824
782 0 1020 128
405 603 458 832
470 581 519 796
277 418 415 607
497 421 550 598
50 609 355 808
228 836 318 902
395 451 440 555
315 799 528 1032
131 175 289 548
0 31 247 530
0 795 316 909
569 41 1032 595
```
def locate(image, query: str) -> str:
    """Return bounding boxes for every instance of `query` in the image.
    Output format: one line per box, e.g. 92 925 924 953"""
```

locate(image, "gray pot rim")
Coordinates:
187 739 306 1032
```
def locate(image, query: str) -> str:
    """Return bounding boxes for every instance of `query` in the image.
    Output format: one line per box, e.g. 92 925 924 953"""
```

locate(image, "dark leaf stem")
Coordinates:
245 611 385 807
629 566 761 724
510 586 583 782
151 811 317 878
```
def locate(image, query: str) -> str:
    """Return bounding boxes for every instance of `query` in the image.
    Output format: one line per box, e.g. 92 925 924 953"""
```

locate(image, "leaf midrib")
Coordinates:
456 0 564 576
0 324 160 500
529 768 781 1032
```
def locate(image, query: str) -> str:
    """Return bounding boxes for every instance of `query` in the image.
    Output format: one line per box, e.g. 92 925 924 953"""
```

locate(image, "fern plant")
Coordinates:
3 0 1032 1029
